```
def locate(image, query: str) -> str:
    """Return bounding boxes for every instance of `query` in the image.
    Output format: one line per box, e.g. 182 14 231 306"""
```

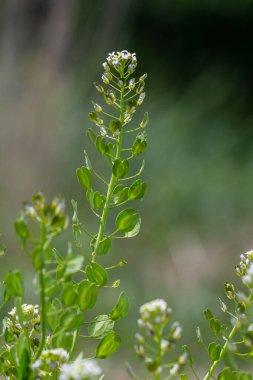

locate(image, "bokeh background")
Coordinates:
1 0 253 378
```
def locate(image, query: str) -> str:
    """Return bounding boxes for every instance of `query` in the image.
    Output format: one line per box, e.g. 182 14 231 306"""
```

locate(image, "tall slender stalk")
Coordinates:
35 220 46 359
92 75 125 261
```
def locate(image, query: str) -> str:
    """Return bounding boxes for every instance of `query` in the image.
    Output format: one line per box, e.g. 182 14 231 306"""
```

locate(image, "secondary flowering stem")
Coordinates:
203 324 237 380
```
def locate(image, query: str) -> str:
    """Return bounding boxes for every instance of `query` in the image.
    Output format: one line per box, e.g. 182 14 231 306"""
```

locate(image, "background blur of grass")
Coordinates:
1 0 253 378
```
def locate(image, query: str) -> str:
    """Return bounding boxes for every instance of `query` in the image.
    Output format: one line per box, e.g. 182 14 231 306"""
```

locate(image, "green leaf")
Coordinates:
87 128 97 144
52 325 73 350
125 218 141 237
112 185 129 205
115 208 140 233
46 299 62 330
17 333 30 380
112 159 130 179
3 317 15 343
77 280 98 310
128 180 147 200
96 332 121 358
87 190 106 210
61 282 77 307
208 342 221 362
237 373 253 380
60 309 83 332
14 219 29 247
110 291 129 321
88 315 114 339
89 111 101 124
109 120 122 137
85 262 108 287
217 368 238 380
83 150 92 170
204 309 214 322
32 247 44 270
76 166 92 190
132 132 147 156
210 318 221 336
180 376 189 380
90 236 111 256
5 271 23 297
96 136 109 155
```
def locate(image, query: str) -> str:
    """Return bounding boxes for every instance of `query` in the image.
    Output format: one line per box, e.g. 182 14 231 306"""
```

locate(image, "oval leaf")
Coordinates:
110 291 129 321
76 166 92 190
85 262 108 287
5 271 24 297
90 236 111 256
115 208 140 233
96 332 121 359
112 159 129 179
77 280 98 310
88 315 114 339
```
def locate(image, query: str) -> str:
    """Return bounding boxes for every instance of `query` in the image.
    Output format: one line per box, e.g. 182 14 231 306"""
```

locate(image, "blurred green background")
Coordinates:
1 0 253 378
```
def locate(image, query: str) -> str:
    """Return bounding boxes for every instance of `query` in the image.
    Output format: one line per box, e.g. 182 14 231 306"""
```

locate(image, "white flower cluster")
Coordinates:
59 356 102 380
104 50 137 74
4 304 40 336
242 263 253 287
138 299 172 330
31 348 68 379
235 250 253 287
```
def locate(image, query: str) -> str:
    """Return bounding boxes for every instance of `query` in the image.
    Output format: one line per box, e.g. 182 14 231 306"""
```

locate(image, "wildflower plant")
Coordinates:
1 49 253 380
0 50 148 379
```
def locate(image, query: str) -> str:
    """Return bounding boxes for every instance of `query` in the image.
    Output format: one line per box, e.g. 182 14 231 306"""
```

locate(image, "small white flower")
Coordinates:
102 62 110 72
178 352 188 365
137 92 145 106
170 363 179 375
59 357 102 380
8 307 16 316
129 78 135 90
161 339 169 351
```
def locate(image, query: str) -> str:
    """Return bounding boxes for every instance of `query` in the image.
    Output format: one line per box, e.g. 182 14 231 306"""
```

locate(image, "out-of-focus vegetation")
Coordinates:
1 1 253 378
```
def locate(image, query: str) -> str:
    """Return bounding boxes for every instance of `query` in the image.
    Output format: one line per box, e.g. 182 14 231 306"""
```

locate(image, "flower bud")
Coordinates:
127 64 134 74
92 101 102 113
93 82 104 93
102 62 110 72
137 92 146 106
101 72 112 84
104 90 116 105
129 78 135 90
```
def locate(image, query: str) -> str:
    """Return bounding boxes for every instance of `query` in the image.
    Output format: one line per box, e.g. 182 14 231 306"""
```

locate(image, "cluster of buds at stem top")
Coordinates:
137 299 173 333
234 250 253 288
3 304 40 342
59 355 103 380
135 299 186 378
90 50 148 136
31 350 103 380
31 348 69 379
104 50 137 75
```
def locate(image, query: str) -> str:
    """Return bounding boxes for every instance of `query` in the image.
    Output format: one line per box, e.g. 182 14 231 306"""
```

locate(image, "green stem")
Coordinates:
203 324 237 380
92 79 125 261
155 329 163 380
69 328 79 360
35 222 47 359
